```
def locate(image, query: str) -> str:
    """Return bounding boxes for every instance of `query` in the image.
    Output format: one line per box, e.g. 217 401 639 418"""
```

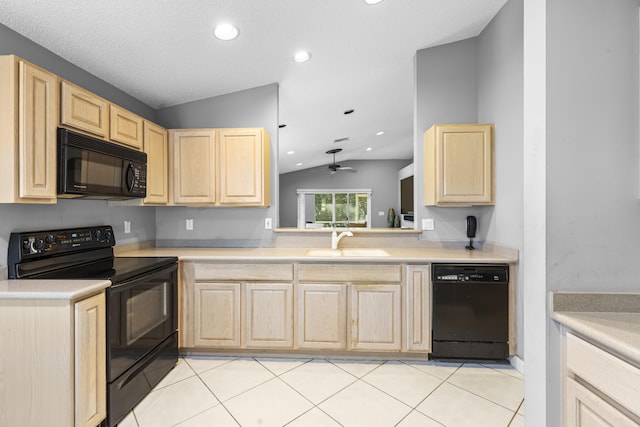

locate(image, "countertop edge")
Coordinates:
551 292 640 367
0 279 111 300
114 247 518 263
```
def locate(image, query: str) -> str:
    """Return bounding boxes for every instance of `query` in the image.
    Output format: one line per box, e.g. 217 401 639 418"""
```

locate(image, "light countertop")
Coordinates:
551 292 640 366
115 246 517 263
0 279 110 300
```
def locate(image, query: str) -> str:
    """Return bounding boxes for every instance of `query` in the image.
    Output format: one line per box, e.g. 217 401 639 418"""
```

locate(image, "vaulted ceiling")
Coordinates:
0 0 508 173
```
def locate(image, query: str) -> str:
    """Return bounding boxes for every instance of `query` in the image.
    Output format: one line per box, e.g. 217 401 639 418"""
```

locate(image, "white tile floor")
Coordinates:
117 356 525 427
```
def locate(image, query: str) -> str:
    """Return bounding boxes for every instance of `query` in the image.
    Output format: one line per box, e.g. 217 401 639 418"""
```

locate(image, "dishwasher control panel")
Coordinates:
432 264 509 283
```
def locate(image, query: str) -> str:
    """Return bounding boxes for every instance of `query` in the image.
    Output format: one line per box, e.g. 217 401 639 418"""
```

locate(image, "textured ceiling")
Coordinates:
0 0 508 173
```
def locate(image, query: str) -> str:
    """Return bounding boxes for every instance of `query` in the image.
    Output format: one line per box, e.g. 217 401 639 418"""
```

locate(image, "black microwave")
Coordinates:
58 128 147 200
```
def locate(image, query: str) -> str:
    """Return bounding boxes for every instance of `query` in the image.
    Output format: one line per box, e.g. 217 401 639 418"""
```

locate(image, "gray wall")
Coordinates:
476 0 524 358
154 84 279 247
414 38 494 244
279 159 412 228
544 0 640 424
414 0 524 356
0 23 157 263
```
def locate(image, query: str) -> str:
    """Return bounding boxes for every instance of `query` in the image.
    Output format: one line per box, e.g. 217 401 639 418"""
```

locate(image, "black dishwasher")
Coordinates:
431 264 509 361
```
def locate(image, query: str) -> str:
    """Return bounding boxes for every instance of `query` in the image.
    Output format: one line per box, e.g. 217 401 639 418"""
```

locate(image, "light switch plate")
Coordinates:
265 218 272 229
186 219 194 230
124 220 131 234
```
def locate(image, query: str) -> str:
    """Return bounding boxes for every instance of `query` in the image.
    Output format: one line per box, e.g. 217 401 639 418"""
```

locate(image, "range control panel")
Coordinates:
9 225 115 261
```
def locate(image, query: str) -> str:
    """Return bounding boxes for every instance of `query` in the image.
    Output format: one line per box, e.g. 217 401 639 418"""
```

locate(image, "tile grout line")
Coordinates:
187 360 244 427
440 379 523 414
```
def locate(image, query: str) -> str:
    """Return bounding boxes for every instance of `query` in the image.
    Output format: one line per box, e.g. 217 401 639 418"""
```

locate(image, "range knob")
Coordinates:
45 234 55 244
94 229 102 240
34 239 44 251
23 239 32 251
105 229 113 242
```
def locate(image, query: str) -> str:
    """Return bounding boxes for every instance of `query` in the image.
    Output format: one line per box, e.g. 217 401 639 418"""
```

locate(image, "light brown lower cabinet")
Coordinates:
183 262 431 355
244 282 293 348
563 332 640 426
405 265 431 352
297 283 347 350
0 291 106 427
194 282 241 347
350 283 401 351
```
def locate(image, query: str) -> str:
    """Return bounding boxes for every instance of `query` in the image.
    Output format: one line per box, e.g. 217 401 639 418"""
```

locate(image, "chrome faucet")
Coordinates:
331 230 353 250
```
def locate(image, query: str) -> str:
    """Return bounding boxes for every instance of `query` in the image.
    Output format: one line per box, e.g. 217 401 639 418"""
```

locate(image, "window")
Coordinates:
297 189 372 229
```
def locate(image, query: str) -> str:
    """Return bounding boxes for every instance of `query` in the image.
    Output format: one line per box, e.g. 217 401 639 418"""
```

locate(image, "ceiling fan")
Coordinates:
326 148 357 175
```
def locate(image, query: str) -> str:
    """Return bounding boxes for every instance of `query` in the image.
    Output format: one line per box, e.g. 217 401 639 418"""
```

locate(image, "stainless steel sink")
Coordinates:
305 248 390 257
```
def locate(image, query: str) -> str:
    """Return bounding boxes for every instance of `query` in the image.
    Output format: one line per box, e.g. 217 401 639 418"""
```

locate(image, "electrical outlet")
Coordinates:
264 218 272 229
186 219 194 230
378 211 385 216
124 220 131 234
422 218 435 230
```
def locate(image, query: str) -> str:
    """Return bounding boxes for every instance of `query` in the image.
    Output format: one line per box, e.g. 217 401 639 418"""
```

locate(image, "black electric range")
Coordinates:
7 225 179 427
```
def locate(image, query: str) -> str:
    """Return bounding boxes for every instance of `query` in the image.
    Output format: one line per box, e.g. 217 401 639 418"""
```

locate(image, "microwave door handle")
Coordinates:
126 162 135 192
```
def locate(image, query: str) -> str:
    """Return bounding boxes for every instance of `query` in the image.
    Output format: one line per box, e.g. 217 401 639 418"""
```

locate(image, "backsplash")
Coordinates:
0 200 155 268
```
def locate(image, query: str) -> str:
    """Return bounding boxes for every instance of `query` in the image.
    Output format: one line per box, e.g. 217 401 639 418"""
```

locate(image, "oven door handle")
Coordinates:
109 263 177 290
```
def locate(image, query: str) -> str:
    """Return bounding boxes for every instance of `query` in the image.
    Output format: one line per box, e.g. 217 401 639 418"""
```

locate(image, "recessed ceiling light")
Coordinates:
287 151 295 155
343 109 355 115
214 23 239 41
376 131 384 136
366 147 373 151
293 51 311 63
296 162 303 166
364 0 384 4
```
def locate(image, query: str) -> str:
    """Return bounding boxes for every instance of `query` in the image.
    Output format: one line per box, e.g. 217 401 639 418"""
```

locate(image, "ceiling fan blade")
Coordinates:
338 166 357 172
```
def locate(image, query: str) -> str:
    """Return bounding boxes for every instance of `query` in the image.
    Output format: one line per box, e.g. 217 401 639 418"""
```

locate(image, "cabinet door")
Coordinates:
19 60 58 201
194 283 241 347
110 104 143 150
218 128 270 206
143 121 169 205
60 81 108 137
565 378 638 427
244 283 293 348
405 266 431 352
74 292 106 427
424 124 494 206
171 130 216 204
297 283 347 350
349 284 401 351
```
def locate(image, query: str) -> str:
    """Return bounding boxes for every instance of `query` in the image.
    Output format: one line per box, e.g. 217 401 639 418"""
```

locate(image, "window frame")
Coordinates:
296 189 372 229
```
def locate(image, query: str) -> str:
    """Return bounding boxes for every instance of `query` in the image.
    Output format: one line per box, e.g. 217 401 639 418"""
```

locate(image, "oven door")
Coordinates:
107 263 178 382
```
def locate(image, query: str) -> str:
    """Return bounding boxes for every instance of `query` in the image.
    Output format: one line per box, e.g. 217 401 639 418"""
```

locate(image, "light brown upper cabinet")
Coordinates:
0 55 59 204
171 129 217 205
60 80 109 138
110 104 143 150
424 124 494 206
169 128 270 207
218 128 270 206
143 121 169 205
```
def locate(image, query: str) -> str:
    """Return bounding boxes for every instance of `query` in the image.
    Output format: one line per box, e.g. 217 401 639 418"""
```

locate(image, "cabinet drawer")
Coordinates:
194 263 293 281
298 264 401 283
566 333 640 418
